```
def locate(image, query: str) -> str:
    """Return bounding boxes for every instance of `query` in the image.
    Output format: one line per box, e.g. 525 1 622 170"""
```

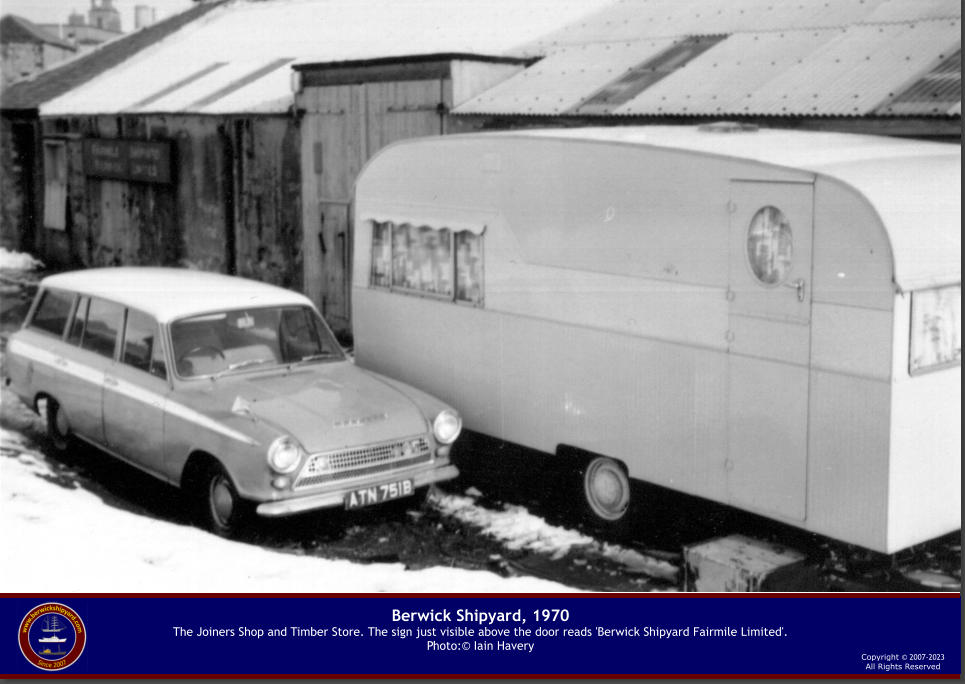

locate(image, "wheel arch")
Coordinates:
179 450 225 491
555 443 631 474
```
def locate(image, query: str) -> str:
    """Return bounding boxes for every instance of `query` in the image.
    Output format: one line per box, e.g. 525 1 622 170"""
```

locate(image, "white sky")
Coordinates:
0 0 194 32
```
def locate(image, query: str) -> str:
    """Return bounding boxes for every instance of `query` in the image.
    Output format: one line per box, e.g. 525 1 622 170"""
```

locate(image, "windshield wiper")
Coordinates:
213 358 275 378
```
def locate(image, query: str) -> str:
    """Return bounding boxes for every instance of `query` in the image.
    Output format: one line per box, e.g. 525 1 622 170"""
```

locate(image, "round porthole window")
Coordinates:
746 206 792 286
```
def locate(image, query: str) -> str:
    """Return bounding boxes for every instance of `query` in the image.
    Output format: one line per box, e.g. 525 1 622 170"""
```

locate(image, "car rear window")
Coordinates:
29 289 73 337
80 298 124 359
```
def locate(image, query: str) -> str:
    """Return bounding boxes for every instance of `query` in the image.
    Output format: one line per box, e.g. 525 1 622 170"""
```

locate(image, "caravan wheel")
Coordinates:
582 456 631 522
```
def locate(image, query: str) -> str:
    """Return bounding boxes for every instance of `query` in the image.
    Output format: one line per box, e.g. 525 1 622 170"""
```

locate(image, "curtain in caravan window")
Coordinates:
370 221 392 287
455 231 483 304
43 140 67 231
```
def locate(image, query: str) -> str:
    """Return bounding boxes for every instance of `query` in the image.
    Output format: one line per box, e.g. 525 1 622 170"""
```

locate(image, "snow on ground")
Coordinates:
433 490 677 582
0 428 574 593
0 248 43 271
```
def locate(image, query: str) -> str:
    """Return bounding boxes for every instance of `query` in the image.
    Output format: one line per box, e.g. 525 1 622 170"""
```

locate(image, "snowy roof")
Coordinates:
1 2 220 112
40 267 313 323
39 0 613 116
454 0 962 118
396 126 962 290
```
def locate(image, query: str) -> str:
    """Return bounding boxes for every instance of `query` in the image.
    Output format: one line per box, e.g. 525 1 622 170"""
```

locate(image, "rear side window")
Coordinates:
29 289 73 337
122 308 166 379
80 298 123 359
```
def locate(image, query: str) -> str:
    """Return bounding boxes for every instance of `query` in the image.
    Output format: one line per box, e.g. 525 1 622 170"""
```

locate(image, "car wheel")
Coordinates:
580 456 631 523
199 463 247 537
44 398 73 454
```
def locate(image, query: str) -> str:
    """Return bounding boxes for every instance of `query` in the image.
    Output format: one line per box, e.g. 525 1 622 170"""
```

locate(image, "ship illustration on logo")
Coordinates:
35 615 68 656
19 603 87 671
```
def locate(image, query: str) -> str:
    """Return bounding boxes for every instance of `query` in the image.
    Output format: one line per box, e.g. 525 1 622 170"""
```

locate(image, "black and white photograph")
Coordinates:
0 0 960 610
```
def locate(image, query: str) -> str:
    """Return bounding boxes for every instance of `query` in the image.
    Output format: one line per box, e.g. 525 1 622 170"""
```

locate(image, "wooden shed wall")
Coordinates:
36 114 301 289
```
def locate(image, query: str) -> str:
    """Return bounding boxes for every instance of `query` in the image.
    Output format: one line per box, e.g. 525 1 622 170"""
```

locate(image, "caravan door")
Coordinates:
726 180 814 521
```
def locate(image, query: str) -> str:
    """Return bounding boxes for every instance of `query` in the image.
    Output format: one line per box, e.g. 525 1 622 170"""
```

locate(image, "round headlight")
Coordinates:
267 436 302 474
432 410 462 445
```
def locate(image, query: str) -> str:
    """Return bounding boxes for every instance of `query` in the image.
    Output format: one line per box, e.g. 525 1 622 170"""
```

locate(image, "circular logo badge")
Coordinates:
18 603 86 671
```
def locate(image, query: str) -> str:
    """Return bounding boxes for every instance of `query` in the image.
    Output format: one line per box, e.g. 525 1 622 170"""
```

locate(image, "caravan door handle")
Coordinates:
783 278 806 302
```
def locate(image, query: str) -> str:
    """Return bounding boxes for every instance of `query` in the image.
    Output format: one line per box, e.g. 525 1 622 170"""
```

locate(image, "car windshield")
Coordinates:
171 305 344 378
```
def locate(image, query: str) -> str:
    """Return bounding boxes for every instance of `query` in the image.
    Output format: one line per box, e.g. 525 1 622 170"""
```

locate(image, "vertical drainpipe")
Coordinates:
222 118 243 276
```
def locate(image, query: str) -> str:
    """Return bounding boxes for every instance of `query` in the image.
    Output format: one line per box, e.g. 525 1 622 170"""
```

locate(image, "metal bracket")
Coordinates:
783 278 807 302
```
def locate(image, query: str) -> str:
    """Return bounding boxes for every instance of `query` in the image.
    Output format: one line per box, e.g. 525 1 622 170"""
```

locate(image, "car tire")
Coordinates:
44 398 73 454
579 456 631 525
198 462 248 538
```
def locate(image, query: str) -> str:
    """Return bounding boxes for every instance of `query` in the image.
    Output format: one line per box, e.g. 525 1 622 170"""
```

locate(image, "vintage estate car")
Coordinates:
4 267 461 535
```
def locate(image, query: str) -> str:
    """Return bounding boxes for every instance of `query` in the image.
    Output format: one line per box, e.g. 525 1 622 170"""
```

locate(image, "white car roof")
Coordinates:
41 267 314 323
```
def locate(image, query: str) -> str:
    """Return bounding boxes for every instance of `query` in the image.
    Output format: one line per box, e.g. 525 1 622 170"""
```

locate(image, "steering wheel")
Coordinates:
177 345 225 365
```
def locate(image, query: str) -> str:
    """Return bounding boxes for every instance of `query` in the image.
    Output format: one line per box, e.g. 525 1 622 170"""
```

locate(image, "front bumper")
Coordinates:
255 463 459 517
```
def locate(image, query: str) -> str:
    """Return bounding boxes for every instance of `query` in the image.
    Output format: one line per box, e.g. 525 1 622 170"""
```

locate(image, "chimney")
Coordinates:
134 5 157 29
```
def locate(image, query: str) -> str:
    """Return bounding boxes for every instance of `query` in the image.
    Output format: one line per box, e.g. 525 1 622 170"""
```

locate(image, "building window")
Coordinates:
43 140 67 231
746 206 792 286
370 221 483 305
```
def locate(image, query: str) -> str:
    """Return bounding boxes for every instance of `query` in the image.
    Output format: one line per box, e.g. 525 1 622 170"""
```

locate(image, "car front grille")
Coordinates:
293 436 433 489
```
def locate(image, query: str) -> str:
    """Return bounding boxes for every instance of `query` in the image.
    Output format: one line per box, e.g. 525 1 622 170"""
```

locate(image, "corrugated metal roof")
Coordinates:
620 19 961 116
861 0 961 24
40 0 614 116
456 12 961 118
525 0 961 52
453 39 676 116
876 48 961 116
737 20 959 116
612 29 842 116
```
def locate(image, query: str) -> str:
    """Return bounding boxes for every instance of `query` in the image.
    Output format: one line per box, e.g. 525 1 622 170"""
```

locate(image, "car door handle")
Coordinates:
54 357 68 367
104 376 119 388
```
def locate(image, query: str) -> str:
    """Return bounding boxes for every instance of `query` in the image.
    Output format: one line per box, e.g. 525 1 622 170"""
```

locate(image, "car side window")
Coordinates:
29 289 73 337
67 296 90 345
80 298 124 359
122 308 165 379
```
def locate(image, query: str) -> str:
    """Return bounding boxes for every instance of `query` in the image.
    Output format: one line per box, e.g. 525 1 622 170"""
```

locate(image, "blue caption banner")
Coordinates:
2 595 960 677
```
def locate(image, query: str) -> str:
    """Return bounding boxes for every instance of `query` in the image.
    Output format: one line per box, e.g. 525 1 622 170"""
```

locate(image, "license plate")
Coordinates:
345 479 414 509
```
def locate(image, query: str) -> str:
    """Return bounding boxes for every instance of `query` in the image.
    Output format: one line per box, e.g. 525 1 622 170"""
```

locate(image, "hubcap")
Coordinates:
584 459 629 521
210 476 234 525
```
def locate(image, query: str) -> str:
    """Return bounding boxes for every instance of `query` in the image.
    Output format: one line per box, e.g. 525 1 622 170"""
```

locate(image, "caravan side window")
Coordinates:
370 221 483 306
